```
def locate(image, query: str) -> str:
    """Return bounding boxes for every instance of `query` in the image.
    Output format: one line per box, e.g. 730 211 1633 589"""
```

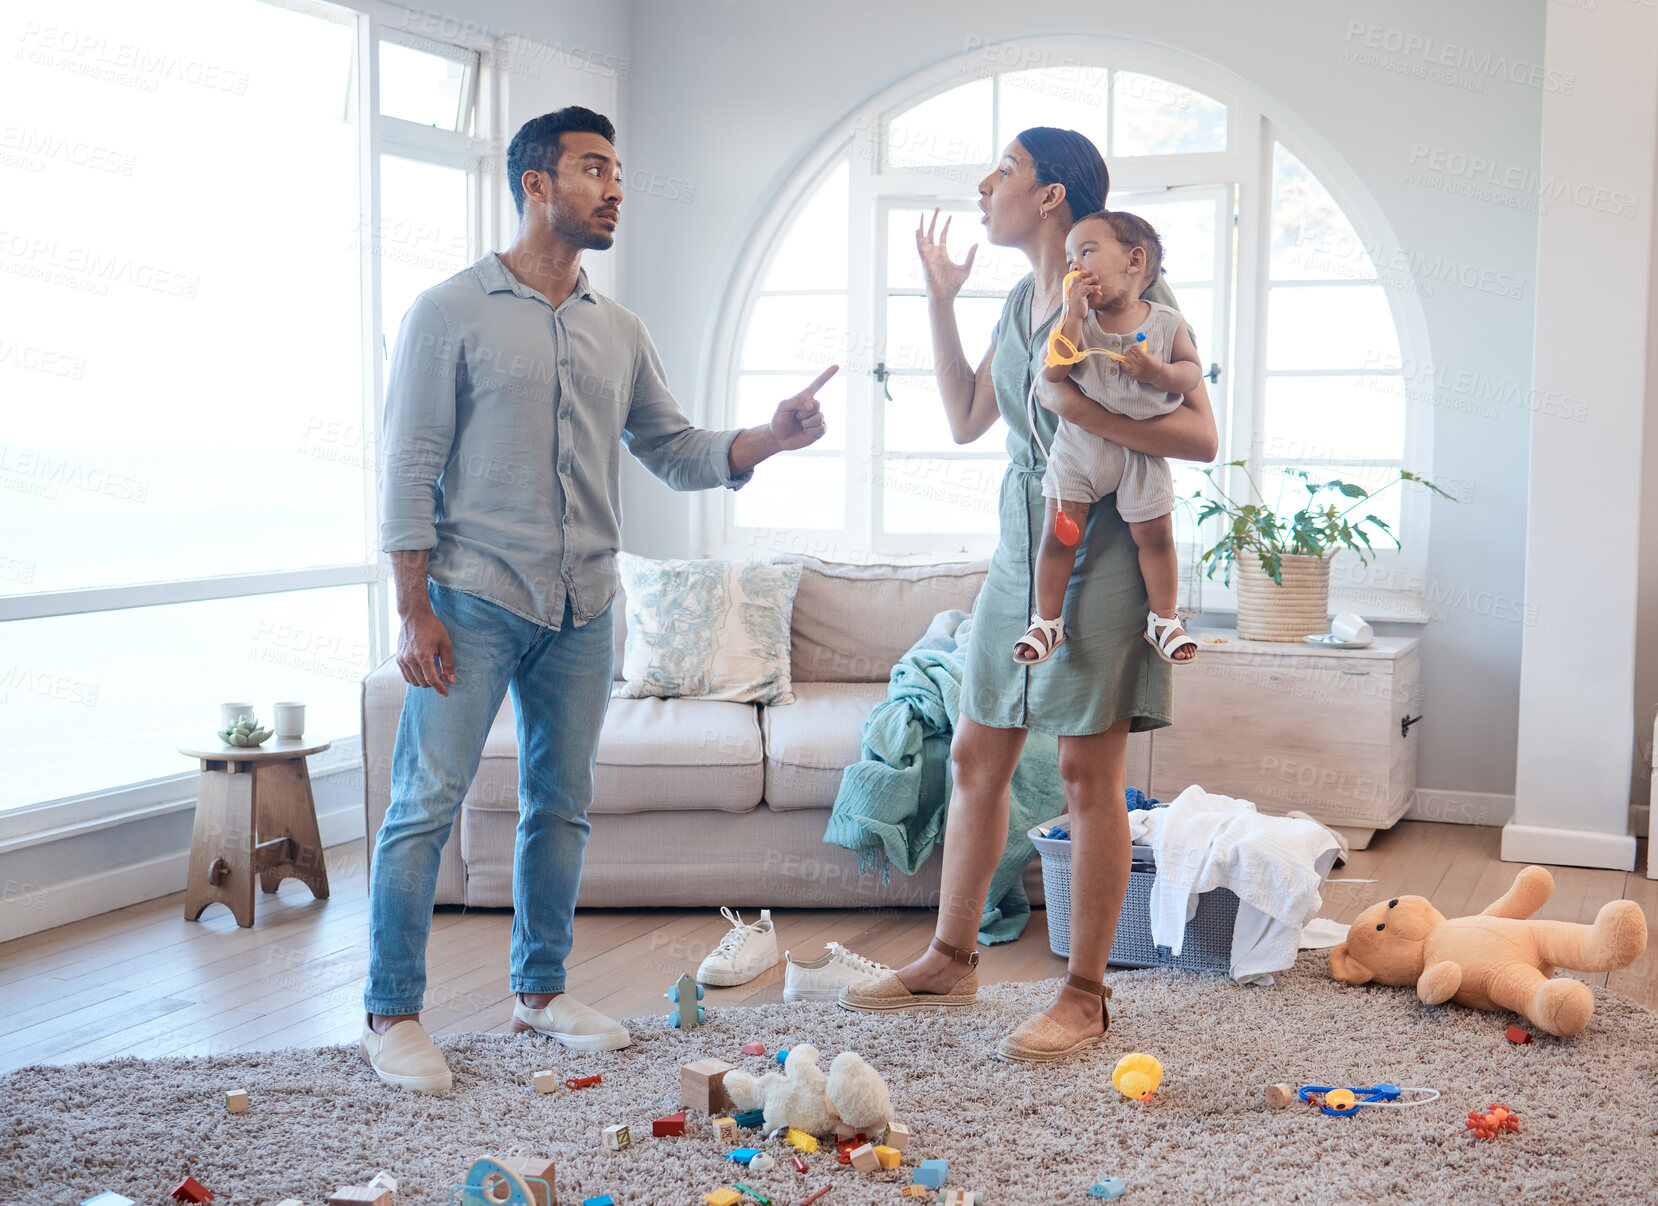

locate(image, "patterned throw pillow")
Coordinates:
614 553 804 705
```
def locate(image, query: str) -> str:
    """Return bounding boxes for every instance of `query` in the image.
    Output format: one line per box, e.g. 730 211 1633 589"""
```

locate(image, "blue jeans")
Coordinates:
364 582 614 1016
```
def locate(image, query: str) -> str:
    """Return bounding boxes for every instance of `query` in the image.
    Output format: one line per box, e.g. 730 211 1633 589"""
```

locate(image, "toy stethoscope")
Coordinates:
1299 1084 1441 1116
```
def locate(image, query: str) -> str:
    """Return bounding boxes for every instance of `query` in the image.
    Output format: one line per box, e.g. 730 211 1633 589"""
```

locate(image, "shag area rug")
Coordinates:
4 952 1658 1205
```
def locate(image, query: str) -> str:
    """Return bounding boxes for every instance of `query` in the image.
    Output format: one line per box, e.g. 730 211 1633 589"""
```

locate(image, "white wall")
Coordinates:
616 0 1545 803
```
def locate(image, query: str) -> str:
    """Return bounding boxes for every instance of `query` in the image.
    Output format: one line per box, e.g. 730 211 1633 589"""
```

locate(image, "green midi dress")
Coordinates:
958 272 1176 737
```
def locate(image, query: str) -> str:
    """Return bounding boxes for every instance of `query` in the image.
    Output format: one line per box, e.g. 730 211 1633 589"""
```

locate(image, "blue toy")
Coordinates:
728 1148 764 1164
582 1197 615 1206
733 1108 766 1128
776 1048 789 1065
666 972 705 1028
914 1159 948 1188
449 1157 551 1206
1297 1084 1440 1116
1089 1178 1128 1199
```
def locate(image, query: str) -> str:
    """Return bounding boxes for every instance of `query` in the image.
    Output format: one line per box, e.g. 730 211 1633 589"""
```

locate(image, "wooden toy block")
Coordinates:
326 1189 389 1206
848 1142 879 1172
682 1058 737 1114
1265 1083 1296 1109
533 1069 558 1094
883 1121 912 1150
601 1123 631 1150
873 1145 900 1170
942 1192 973 1206
566 1074 602 1089
713 1116 738 1143
785 1128 818 1153
901 1188 930 1199
170 1178 214 1203
365 1171 396 1195
653 1111 688 1137
914 1158 948 1187
507 1158 556 1206
704 1192 741 1206
667 972 706 1029
741 1041 766 1055
223 1089 249 1114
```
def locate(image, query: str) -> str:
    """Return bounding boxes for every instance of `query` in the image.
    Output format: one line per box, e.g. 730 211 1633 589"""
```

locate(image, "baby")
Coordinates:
1011 210 1204 668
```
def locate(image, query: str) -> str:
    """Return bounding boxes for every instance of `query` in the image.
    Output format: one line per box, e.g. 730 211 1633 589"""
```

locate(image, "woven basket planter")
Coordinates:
1235 550 1331 642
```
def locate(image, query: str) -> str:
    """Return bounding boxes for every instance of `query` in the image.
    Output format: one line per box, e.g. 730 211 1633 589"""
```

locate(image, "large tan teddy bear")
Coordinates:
1328 865 1647 1036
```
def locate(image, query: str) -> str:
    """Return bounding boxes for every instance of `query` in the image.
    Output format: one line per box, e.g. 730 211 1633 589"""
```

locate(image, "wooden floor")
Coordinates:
1 820 1654 1075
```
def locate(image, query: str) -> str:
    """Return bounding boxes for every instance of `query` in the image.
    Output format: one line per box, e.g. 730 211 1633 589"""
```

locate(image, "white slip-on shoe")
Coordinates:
511 994 631 1051
784 941 891 1003
697 907 780 987
359 1016 453 1093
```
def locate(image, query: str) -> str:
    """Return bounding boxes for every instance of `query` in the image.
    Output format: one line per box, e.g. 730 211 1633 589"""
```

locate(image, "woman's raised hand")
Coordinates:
916 208 978 302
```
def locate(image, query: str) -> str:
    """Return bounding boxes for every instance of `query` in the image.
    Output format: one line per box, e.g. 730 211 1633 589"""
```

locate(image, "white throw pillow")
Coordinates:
614 552 803 705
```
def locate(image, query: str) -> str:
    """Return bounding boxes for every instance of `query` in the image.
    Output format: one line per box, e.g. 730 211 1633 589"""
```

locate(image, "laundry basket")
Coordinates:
1030 816 1240 972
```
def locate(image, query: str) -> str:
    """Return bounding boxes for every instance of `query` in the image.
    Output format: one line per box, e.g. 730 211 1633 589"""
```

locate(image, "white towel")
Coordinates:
1141 785 1341 983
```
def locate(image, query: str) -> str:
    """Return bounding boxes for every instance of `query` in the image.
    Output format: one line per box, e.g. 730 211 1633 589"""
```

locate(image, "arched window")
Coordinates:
699 37 1431 615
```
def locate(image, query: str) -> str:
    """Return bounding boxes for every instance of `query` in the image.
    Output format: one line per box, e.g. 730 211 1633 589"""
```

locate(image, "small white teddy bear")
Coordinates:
722 1044 893 1138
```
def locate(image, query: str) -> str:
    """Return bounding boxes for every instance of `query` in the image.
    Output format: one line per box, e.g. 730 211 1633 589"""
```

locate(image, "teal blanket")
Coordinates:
823 610 1065 944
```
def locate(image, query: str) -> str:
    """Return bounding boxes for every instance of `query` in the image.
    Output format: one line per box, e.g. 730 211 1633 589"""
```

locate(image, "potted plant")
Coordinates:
1192 462 1455 642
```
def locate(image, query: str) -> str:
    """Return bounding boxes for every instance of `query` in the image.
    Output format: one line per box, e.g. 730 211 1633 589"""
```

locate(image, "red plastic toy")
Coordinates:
1054 509 1081 546
741 1042 766 1056
653 1111 688 1137
793 1153 808 1174
170 1177 214 1203
566 1074 603 1090
1466 1103 1520 1140
1505 1025 1532 1045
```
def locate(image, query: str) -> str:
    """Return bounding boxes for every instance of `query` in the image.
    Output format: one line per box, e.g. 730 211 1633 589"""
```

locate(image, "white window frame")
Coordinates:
695 34 1433 619
0 0 503 840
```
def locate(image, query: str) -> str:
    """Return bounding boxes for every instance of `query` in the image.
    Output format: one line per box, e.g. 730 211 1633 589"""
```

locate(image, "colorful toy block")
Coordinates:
901 1188 930 1199
1088 1179 1128 1200
883 1122 912 1151
734 1184 771 1205
1265 1083 1295 1109
170 1178 214 1203
728 1148 763 1164
654 1111 688 1137
533 1069 558 1094
582 1197 615 1206
914 1159 948 1188
847 1143 879 1172
79 1196 136 1206
873 1145 900 1170
667 972 706 1028
713 1116 738 1143
1506 1024 1532 1045
601 1124 631 1151
741 1042 766 1056
566 1074 602 1090
785 1128 818 1152
704 1192 741 1206
223 1089 249 1114
733 1108 766 1129
682 1058 737 1114
941 1192 974 1206
506 1158 555 1206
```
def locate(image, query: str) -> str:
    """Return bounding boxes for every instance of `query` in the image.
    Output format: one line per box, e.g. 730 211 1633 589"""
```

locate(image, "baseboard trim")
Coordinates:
1405 788 1513 827
1501 822 1637 871
0 789 365 945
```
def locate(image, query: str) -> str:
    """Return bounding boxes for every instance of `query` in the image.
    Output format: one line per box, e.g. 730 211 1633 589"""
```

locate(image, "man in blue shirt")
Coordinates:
362 107 833 1093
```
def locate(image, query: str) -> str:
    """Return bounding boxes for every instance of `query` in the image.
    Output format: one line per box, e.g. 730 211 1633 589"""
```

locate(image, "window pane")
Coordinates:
378 38 469 130
1267 287 1399 371
741 296 848 373
763 161 849 291
733 457 844 530
378 156 472 343
1114 196 1215 282
1271 143 1376 281
880 456 1000 534
737 374 846 453
995 68 1110 161
0 0 366 594
1255 464 1404 538
885 207 1031 299
884 375 1006 455
884 296 1004 373
1261 376 1406 464
886 78 994 170
0 586 371 812
1112 72 1227 156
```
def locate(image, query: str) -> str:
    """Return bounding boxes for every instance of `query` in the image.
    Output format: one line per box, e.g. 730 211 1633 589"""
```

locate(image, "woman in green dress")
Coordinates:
840 128 1219 1061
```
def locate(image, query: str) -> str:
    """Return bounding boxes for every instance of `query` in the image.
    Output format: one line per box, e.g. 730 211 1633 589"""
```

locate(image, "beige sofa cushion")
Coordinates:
779 556 988 682
466 695 764 816
761 682 888 810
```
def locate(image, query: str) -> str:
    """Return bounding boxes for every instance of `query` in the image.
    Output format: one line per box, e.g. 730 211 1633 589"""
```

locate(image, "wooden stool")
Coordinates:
180 737 332 927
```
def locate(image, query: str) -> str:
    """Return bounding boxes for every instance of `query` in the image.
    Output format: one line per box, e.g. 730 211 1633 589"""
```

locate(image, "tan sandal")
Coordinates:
996 972 1112 1063
836 937 980 1012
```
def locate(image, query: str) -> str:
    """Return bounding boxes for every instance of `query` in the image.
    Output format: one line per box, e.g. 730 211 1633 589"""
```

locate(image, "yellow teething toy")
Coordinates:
1044 270 1145 368
1112 1052 1164 1101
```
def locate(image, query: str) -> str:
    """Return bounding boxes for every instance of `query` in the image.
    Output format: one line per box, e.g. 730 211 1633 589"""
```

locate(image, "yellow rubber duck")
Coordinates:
1112 1053 1164 1101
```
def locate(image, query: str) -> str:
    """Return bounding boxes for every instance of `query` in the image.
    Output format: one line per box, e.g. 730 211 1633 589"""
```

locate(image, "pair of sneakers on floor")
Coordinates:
697 906 888 1002
360 994 629 1094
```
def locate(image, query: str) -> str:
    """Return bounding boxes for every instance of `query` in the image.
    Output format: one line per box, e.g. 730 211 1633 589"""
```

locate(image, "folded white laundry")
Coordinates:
1141 785 1342 983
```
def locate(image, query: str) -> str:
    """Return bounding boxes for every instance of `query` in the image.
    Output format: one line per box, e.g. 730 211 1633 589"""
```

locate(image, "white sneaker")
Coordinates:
360 1016 453 1093
511 994 631 1051
783 942 890 1003
697 907 779 986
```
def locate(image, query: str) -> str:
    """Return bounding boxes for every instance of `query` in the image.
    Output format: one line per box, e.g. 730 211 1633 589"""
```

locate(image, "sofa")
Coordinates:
361 556 1051 910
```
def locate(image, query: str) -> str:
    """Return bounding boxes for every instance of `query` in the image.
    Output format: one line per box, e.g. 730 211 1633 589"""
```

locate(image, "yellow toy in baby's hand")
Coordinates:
1044 270 1146 369
1112 1053 1163 1101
